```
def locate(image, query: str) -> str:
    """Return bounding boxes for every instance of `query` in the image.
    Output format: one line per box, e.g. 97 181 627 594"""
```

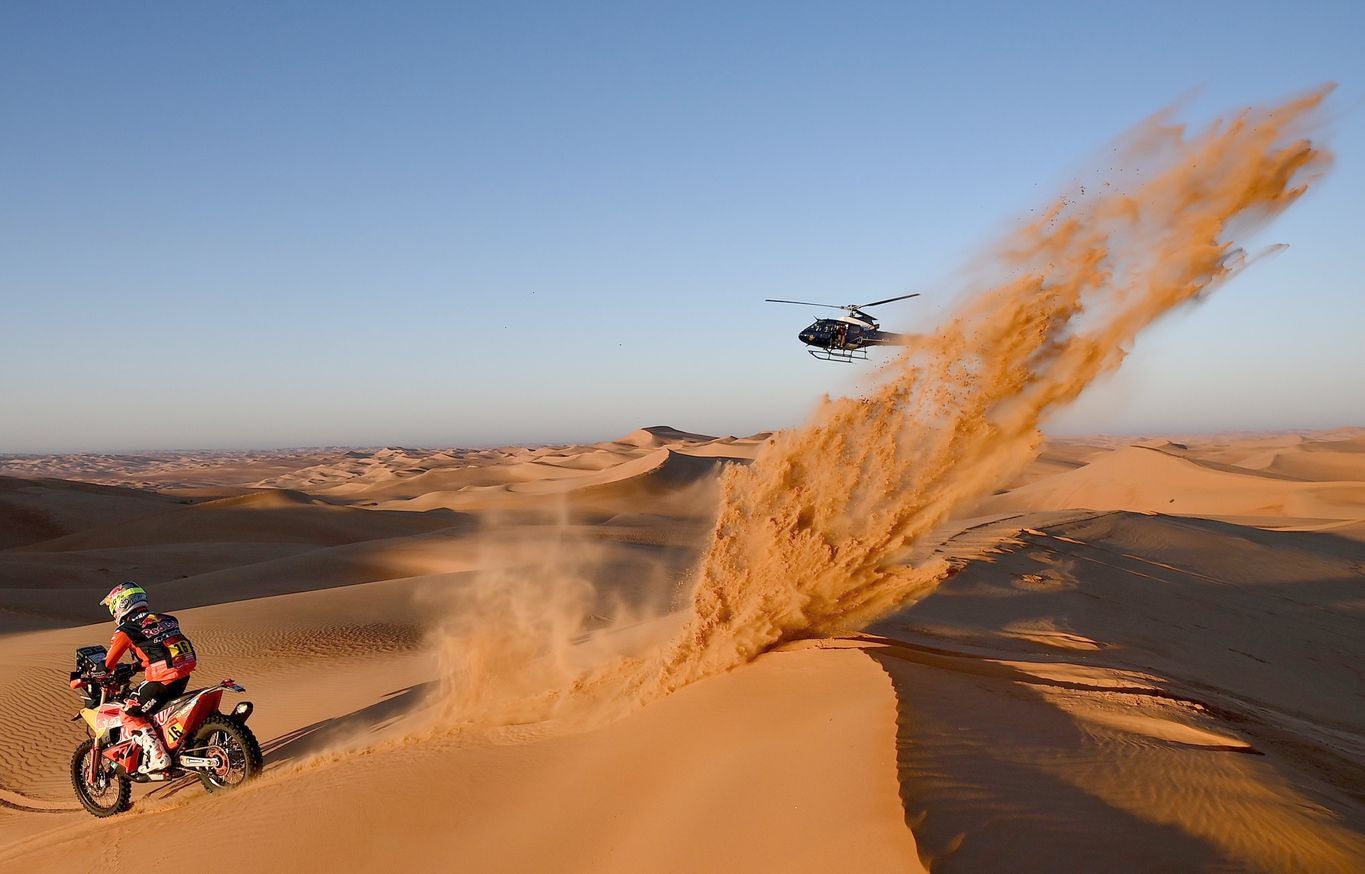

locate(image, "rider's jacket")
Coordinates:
104 610 197 682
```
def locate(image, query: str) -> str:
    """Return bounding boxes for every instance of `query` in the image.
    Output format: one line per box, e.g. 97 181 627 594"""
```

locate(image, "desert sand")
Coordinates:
3 89 1360 873
1 425 1363 872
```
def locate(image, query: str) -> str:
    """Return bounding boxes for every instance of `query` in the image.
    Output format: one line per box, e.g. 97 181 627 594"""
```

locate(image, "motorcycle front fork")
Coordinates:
87 686 107 785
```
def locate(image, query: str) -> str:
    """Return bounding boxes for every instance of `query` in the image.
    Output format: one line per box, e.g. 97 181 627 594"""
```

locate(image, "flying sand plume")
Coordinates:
433 87 1333 726
642 85 1334 695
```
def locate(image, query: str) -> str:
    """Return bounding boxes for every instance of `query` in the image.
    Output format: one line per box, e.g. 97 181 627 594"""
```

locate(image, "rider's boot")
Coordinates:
121 713 170 774
134 728 170 773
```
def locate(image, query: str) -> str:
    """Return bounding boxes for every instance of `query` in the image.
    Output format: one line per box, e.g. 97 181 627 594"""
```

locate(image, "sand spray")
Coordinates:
428 87 1332 729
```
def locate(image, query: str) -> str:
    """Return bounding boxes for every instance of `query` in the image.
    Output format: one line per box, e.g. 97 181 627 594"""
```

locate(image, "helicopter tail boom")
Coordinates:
865 330 907 346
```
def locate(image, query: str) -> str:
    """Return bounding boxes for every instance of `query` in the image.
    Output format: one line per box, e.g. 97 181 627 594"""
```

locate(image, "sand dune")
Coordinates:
613 425 718 448
0 449 350 491
672 438 767 460
0 477 180 550
533 448 637 470
17 489 464 553
0 644 919 873
1260 448 1365 482
2 427 1363 871
986 444 1365 521
334 440 750 519
868 508 1365 871
508 448 724 495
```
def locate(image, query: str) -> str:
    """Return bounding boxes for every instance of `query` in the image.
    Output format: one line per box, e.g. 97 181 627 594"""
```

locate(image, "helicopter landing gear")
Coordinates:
807 346 869 363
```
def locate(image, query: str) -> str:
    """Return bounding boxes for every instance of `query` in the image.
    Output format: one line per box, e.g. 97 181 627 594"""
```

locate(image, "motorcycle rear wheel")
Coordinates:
192 714 262 792
71 739 131 817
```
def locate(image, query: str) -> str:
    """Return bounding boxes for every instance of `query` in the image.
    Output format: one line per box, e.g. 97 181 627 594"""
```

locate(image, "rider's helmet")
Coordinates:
101 582 149 622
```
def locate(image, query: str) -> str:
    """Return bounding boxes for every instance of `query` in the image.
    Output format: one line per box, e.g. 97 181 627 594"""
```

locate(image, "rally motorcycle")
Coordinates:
67 645 262 817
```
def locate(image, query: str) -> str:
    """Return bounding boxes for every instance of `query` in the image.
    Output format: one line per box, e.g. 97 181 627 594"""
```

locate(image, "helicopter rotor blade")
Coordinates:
857 292 921 308
764 299 844 309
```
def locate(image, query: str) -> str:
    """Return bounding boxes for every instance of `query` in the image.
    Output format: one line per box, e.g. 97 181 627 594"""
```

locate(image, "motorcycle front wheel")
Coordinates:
71 739 131 817
192 714 262 792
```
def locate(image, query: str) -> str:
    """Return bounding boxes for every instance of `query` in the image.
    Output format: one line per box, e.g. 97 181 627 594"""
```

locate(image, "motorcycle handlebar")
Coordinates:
77 663 137 691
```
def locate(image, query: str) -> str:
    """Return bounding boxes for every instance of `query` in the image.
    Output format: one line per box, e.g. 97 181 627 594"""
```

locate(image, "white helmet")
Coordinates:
100 582 149 622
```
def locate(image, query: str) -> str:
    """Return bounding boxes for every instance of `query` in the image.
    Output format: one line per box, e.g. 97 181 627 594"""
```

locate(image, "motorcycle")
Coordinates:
67 644 262 817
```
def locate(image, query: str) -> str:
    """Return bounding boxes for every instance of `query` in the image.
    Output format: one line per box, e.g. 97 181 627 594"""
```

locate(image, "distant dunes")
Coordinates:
1 427 1363 871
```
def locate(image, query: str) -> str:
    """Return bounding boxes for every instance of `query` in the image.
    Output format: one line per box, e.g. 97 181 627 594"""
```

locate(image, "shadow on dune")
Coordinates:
867 647 1227 872
879 512 1365 733
863 510 1365 869
0 506 479 631
261 682 434 767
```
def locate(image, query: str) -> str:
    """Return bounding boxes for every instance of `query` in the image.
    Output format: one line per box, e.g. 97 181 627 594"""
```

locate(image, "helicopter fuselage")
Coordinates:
767 292 918 362
798 317 899 351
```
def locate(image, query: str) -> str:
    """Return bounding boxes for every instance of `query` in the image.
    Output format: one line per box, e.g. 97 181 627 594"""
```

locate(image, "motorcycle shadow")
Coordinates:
262 682 433 766
146 682 432 802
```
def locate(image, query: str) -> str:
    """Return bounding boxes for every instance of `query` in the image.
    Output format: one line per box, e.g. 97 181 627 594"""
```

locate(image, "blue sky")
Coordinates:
2 2 1362 452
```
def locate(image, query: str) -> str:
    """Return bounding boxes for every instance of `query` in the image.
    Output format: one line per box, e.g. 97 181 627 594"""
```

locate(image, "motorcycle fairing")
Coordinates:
80 703 125 743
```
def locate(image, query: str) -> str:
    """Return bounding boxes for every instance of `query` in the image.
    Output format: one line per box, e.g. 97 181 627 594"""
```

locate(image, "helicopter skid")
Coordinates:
806 346 868 363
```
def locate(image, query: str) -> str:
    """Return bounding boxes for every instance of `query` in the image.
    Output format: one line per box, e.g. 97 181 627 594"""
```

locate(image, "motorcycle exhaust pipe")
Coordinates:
231 701 254 722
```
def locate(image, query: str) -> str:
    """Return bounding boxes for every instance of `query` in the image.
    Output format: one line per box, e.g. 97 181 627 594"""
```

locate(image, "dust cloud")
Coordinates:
428 516 681 729
644 86 1332 694
432 87 1333 726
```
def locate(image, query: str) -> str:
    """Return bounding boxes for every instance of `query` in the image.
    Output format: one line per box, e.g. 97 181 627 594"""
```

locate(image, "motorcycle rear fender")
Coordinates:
159 688 224 750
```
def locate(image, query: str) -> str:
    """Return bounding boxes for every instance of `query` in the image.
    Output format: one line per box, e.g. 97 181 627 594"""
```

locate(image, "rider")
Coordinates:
100 582 198 775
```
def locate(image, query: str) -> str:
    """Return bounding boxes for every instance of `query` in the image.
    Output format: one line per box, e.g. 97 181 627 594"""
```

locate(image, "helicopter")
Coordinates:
766 292 920 362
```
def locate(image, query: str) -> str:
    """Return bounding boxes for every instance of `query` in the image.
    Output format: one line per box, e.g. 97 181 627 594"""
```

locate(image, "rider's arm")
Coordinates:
104 631 132 670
